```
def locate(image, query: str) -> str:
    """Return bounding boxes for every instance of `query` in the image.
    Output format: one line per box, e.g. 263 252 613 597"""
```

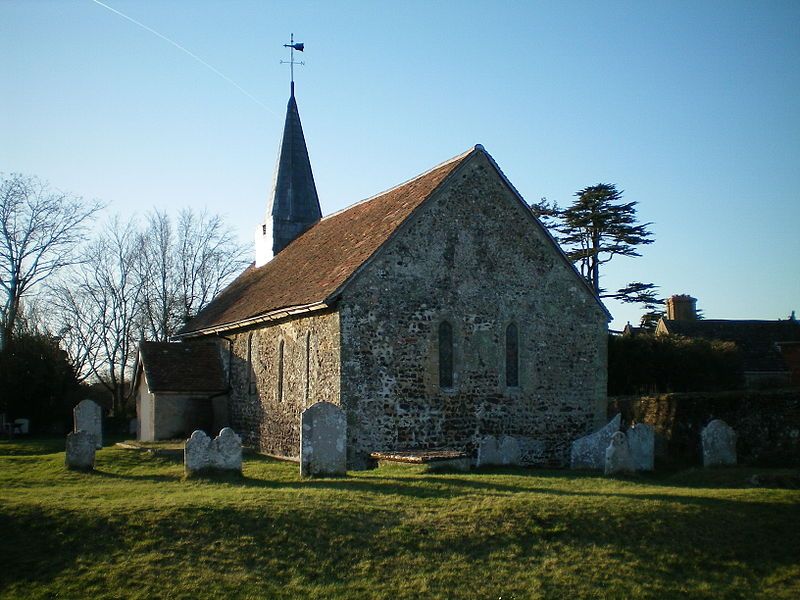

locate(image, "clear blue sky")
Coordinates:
2 0 798 329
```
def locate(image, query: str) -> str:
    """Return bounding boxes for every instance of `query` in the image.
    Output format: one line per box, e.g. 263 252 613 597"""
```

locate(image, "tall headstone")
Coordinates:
571 414 621 470
300 401 346 477
627 423 655 472
476 435 500 467
701 419 737 467
73 399 102 449
497 435 522 466
605 431 635 475
65 430 96 471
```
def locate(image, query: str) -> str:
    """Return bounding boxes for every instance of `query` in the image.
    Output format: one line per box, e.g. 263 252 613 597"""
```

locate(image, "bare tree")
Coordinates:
138 208 247 340
0 174 102 350
51 218 143 414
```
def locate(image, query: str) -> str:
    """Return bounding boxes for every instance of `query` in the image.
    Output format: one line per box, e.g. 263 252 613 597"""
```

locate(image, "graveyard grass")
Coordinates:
1 438 799 599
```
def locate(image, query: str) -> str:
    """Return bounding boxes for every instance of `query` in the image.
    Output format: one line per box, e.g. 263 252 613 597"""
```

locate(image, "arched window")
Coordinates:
439 321 454 388
277 340 285 402
506 322 519 387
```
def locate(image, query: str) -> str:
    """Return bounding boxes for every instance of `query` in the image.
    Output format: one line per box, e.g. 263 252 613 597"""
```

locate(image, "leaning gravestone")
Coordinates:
571 414 621 470
73 399 102 449
65 430 96 471
300 401 346 477
701 419 737 467
627 423 655 472
605 431 635 475
184 428 243 477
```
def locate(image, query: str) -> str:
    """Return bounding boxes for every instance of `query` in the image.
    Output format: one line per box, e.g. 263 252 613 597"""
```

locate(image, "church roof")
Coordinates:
178 145 610 337
179 147 476 336
135 341 227 393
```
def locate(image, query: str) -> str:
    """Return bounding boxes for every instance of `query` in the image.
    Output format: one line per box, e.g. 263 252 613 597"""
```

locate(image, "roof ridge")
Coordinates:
320 145 481 222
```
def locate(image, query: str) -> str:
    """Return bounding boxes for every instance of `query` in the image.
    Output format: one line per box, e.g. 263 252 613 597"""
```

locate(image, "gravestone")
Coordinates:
571 414 621 470
605 431 635 475
184 428 243 476
497 435 521 466
210 427 242 471
476 435 500 467
627 423 655 471
14 418 29 435
65 430 96 471
73 399 102 449
184 430 212 476
701 419 737 467
300 401 346 477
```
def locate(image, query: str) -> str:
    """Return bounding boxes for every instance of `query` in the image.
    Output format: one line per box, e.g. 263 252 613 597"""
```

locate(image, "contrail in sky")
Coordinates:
90 0 275 114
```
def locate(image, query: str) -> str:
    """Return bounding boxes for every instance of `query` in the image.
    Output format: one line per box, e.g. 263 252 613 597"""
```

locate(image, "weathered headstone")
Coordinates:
627 423 655 471
701 419 737 467
300 401 346 477
184 428 243 476
498 435 521 466
476 435 500 467
65 430 96 471
73 399 102 449
605 431 635 475
570 413 621 470
128 418 138 436
14 418 29 435
210 427 242 471
185 430 212 475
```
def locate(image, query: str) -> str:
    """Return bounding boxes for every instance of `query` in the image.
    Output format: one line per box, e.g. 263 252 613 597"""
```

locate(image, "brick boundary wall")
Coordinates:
608 389 800 467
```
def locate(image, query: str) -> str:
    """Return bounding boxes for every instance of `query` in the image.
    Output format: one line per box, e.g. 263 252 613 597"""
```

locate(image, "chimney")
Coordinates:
666 295 697 321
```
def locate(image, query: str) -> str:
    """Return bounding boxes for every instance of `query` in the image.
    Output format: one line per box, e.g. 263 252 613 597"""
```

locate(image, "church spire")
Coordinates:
255 36 321 266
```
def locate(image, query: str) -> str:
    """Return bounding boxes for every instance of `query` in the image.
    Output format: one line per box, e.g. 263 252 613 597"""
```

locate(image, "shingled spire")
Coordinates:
255 84 322 266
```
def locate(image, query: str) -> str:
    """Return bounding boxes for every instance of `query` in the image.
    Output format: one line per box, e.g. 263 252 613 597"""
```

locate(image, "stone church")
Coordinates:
164 84 610 468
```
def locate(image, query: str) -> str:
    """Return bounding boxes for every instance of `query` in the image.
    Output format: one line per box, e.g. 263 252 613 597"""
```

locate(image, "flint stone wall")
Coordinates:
73 399 102 449
339 153 608 468
65 430 95 471
300 402 347 477
701 419 737 467
609 389 800 466
570 414 621 470
226 311 341 458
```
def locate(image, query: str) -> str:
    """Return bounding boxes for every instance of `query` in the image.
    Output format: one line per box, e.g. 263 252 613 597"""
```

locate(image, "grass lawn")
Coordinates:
1 438 798 599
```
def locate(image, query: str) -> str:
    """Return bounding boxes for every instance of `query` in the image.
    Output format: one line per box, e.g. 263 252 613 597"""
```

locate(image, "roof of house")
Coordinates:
136 341 227 393
178 145 610 337
660 318 800 372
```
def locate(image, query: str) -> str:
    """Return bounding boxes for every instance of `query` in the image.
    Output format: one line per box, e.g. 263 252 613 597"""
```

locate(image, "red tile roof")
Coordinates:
179 147 476 336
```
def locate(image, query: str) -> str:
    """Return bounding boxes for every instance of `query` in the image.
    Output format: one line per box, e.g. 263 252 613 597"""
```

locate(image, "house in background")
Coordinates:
656 295 800 387
167 84 611 468
132 341 228 441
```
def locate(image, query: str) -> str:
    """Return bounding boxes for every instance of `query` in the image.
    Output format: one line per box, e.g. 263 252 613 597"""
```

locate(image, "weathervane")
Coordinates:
281 33 305 95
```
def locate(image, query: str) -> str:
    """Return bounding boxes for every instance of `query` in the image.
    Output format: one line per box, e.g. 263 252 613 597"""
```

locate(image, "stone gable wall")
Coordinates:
339 152 608 467
225 310 341 458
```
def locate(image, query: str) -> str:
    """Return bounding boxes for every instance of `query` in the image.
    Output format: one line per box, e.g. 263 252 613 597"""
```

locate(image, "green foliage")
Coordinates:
0 333 79 430
531 186 660 321
609 334 744 395
0 440 799 599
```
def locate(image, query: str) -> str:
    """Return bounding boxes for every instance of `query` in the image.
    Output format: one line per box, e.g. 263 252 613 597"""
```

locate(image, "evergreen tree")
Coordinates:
532 184 660 325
